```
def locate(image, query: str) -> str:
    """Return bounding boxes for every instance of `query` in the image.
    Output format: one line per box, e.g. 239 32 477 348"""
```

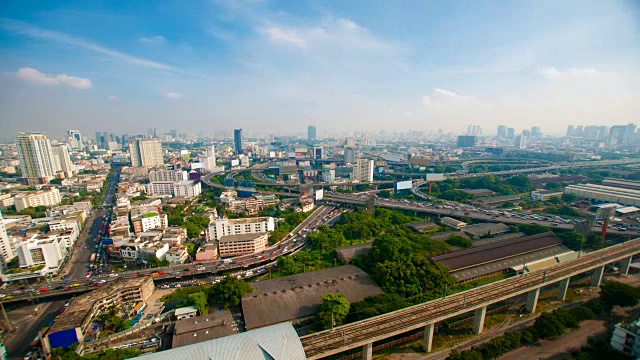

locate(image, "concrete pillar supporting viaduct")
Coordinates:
422 323 435 353
591 265 605 287
472 306 487 334
557 278 570 301
620 256 632 276
526 288 540 313
362 342 373 360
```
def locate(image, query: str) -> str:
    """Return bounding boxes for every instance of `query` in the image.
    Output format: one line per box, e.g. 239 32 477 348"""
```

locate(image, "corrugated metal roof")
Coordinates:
130 322 306 360
432 232 563 271
241 265 383 330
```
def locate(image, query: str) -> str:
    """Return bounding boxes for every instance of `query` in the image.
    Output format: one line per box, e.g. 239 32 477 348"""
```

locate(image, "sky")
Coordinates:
0 0 639 141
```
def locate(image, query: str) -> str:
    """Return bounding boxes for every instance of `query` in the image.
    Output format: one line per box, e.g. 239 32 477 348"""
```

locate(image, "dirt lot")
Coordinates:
498 320 607 360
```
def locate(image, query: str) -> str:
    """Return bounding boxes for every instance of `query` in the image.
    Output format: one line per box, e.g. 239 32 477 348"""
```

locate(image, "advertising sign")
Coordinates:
426 173 445 182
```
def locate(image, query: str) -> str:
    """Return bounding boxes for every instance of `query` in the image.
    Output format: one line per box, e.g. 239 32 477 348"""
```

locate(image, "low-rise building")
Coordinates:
218 233 268 257
173 181 201 198
195 242 219 262
440 216 467 230
172 309 236 348
130 206 168 234
531 189 564 201
175 306 198 321
0 193 14 210
610 318 640 358
166 246 189 264
162 227 187 245
14 187 61 211
207 217 275 241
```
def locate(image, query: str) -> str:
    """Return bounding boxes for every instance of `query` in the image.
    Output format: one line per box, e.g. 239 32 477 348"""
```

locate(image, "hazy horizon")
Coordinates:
1 0 639 142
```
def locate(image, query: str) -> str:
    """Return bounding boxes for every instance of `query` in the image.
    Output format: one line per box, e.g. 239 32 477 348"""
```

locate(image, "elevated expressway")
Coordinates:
301 237 640 359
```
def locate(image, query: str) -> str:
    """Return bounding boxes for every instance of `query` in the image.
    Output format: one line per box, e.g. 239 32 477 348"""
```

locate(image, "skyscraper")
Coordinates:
515 134 527 149
506 128 515 139
67 130 83 149
308 126 317 141
202 145 217 173
16 132 58 185
313 146 323 160
497 125 507 138
531 126 541 138
608 125 626 146
0 209 15 265
129 139 164 167
566 125 575 137
234 129 243 155
52 144 73 177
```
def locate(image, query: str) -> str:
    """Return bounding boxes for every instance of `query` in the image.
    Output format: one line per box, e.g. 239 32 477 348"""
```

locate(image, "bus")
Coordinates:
132 302 146 316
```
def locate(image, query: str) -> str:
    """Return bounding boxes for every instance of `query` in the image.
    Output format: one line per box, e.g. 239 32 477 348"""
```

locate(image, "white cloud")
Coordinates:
422 88 481 108
108 95 119 101
539 66 602 79
0 18 176 71
139 35 167 45
164 91 184 100
16 67 92 89
261 26 309 49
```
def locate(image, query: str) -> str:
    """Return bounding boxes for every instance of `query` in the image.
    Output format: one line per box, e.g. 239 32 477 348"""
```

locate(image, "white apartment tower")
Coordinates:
352 159 374 182
16 132 58 185
0 210 16 264
202 145 217 173
52 144 74 178
129 139 164 167
67 130 83 149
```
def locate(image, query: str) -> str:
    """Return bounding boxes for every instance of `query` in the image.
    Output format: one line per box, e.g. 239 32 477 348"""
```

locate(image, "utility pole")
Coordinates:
444 283 448 298
463 294 466 308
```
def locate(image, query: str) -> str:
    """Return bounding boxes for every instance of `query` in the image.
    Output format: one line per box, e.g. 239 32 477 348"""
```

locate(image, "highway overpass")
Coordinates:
301 237 640 359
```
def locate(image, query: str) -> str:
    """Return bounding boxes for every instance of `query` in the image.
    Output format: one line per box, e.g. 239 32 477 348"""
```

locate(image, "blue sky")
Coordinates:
0 0 639 141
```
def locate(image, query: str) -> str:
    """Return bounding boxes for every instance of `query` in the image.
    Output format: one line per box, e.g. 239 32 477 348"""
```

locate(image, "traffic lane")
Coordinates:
4 299 65 359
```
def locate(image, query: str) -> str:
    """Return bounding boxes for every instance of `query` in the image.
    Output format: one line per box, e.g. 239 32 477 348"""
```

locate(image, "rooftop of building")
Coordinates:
241 265 383 330
47 276 152 335
335 242 373 263
172 309 236 348
440 217 466 224
461 188 496 197
472 194 523 205
131 322 306 360
218 232 267 243
406 222 439 232
533 189 564 194
462 223 511 237
432 232 563 272
174 306 198 316
216 216 272 224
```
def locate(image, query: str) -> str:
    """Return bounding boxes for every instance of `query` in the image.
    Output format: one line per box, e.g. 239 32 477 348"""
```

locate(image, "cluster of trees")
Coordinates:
446 234 472 248
178 276 254 313
183 215 210 238
545 205 581 217
316 292 351 329
429 175 533 202
164 204 187 226
448 281 640 360
51 346 141 360
96 306 132 332
2 205 48 218
146 255 170 268
268 210 309 244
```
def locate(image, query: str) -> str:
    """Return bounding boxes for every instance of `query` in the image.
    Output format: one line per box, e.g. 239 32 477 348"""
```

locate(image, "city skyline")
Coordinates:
1 1 639 141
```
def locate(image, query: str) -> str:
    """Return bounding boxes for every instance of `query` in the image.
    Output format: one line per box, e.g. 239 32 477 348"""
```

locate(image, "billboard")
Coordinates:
230 159 240 167
596 205 617 221
269 151 276 158
315 188 324 201
426 173 445 182
395 180 413 191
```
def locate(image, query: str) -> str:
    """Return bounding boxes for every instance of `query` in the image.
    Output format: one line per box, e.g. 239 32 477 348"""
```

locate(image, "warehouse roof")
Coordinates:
335 243 372 264
462 223 510 238
431 232 562 271
241 265 383 330
472 194 522 205
172 309 236 348
132 322 306 360
407 222 439 233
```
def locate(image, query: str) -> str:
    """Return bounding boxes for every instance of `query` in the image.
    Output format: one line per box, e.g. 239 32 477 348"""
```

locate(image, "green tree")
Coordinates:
446 234 472 248
533 312 565 339
188 292 209 315
49 178 63 185
600 280 640 308
209 276 254 308
557 232 585 250
562 193 578 203
518 223 551 235
316 292 351 329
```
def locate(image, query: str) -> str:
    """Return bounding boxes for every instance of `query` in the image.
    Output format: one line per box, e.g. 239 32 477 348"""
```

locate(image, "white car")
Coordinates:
109 273 118 277
197 266 205 271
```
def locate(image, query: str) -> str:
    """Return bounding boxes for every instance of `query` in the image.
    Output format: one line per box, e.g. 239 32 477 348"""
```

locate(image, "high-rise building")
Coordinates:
506 128 515 139
202 145 217 173
67 130 83 149
308 126 317 141
531 126 541 138
609 125 626 146
129 139 164 167
313 146 323 160
322 169 335 182
345 137 356 147
234 129 243 155
497 125 507 138
575 125 584 137
344 147 357 164
624 123 637 144
457 135 478 148
583 126 599 140
522 130 531 138
16 132 58 185
515 134 528 149
52 144 74 177
352 159 374 182
169 129 177 139
0 209 16 264
566 125 575 137
467 125 482 136
598 126 609 141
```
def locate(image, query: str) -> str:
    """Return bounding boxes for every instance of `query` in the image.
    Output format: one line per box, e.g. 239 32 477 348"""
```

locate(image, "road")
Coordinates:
64 166 120 280
4 299 65 359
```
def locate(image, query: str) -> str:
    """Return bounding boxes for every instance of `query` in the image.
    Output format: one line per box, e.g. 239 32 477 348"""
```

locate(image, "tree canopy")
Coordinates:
316 292 351 329
600 280 640 309
209 276 254 308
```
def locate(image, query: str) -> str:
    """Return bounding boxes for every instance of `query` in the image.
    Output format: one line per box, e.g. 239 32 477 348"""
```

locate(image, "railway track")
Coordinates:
301 237 640 358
